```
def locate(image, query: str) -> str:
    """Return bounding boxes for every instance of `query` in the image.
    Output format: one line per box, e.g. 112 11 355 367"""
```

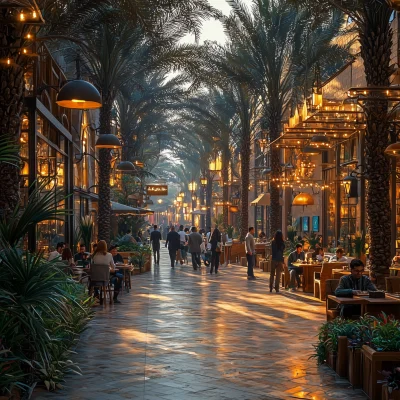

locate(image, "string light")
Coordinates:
32 11 37 19
20 11 25 21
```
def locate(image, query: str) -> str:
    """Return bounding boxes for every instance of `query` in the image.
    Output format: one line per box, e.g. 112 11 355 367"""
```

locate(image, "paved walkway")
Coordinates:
33 247 366 400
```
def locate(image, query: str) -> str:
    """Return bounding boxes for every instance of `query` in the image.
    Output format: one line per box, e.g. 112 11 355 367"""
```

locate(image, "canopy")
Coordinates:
111 201 139 214
191 209 207 215
251 193 283 206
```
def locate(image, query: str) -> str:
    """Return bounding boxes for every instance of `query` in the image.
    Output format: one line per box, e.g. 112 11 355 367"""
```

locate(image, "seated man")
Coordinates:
109 245 124 264
335 259 377 318
287 243 305 292
74 244 86 263
331 248 348 262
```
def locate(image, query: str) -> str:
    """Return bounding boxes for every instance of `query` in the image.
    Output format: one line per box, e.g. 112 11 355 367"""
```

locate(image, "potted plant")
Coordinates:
381 369 400 400
361 313 400 400
354 231 366 264
311 318 360 377
226 225 234 239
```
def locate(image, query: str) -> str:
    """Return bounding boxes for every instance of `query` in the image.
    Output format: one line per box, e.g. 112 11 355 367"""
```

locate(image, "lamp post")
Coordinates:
189 180 198 226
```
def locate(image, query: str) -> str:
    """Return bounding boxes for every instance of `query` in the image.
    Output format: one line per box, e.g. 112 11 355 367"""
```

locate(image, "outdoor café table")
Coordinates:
327 295 400 319
115 264 133 292
360 296 400 319
292 262 322 293
332 269 370 280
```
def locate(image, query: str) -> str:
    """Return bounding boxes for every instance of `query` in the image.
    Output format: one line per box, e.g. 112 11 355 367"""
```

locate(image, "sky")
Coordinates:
182 0 252 44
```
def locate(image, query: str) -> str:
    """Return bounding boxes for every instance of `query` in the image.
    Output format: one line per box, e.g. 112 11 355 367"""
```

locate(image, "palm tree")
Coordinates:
62 1 218 243
221 0 348 236
0 0 110 217
291 0 394 285
176 90 236 227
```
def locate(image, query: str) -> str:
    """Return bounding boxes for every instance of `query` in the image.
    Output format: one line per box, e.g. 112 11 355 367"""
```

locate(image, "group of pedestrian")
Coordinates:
154 224 222 274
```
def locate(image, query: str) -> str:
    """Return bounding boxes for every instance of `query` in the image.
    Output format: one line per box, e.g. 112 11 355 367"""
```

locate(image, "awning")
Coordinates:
111 201 139 213
191 209 207 215
251 193 283 206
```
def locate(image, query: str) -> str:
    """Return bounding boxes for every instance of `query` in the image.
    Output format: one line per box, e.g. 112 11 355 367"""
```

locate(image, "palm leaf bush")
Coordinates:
78 216 94 249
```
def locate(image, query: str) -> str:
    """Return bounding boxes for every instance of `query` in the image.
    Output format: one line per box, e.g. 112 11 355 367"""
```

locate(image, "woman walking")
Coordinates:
209 227 222 274
270 230 285 293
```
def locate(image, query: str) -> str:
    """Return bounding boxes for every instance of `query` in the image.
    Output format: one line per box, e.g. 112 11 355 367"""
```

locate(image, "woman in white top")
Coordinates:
331 248 348 262
91 240 123 303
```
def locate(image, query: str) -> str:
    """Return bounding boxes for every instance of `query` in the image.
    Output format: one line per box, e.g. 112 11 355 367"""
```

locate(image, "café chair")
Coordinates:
89 264 113 305
385 276 400 293
325 279 340 321
314 262 348 301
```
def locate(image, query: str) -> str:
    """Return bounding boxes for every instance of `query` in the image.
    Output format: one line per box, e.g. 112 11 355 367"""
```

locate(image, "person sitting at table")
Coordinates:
313 247 324 262
91 240 123 304
331 248 348 262
287 243 305 291
258 231 267 242
74 244 86 263
109 245 124 264
335 259 377 317
61 247 75 272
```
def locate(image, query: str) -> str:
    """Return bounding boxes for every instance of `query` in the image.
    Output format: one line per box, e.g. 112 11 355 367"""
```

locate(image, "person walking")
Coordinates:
188 226 203 270
209 227 222 274
177 225 186 265
270 230 285 293
150 224 162 264
245 227 256 280
165 226 180 268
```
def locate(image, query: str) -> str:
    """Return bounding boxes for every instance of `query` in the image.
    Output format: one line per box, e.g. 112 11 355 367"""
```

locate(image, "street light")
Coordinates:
343 175 358 198
188 181 197 192
56 80 102 109
95 134 122 149
157 199 163 204
200 177 208 186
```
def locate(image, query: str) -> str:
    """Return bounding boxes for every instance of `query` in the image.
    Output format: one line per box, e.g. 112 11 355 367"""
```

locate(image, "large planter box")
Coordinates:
361 345 400 400
382 384 400 400
348 346 362 387
326 351 336 372
336 336 348 378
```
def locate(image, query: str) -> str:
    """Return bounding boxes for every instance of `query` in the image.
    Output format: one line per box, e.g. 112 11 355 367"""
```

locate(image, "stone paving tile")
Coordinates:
32 247 367 400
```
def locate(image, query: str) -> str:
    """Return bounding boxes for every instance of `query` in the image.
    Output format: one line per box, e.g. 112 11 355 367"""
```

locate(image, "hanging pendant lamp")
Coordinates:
95 134 122 149
116 161 136 173
385 142 400 157
56 80 102 109
292 192 314 206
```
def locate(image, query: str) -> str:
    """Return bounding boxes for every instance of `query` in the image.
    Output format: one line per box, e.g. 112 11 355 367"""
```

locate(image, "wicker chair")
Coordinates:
89 264 113 305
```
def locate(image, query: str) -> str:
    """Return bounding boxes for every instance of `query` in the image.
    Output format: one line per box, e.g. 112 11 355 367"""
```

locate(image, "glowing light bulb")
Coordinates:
23 48 27 54
32 11 37 18
20 12 25 21
7 58 11 65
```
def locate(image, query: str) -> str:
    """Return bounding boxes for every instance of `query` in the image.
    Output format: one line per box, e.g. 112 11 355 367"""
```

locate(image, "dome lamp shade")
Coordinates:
56 80 102 109
116 161 136 173
95 134 122 149
309 135 331 148
292 192 314 206
385 142 400 157
302 146 320 155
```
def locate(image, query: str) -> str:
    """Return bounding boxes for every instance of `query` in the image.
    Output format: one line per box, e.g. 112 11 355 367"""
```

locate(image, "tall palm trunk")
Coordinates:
0 24 25 217
97 95 113 243
206 172 212 228
222 145 229 228
359 4 393 287
268 106 282 237
240 131 250 241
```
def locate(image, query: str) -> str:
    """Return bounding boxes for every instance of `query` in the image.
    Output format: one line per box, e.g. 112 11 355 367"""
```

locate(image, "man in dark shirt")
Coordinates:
74 244 86 263
287 243 305 291
150 225 162 265
165 226 180 269
335 259 377 317
109 245 124 264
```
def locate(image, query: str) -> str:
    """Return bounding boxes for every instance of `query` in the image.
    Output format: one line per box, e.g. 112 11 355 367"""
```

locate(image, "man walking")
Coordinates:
245 227 256 280
165 226 180 268
188 226 203 270
150 224 162 264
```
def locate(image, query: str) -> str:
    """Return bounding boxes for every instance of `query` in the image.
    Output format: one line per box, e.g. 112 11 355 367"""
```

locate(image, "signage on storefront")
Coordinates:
146 185 168 196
